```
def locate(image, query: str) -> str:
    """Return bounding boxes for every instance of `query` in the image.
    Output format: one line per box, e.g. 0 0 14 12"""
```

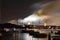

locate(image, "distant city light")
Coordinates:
18 14 50 25
44 22 47 26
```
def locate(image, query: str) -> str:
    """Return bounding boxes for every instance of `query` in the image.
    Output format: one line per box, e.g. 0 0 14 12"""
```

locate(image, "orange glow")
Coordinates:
44 22 47 26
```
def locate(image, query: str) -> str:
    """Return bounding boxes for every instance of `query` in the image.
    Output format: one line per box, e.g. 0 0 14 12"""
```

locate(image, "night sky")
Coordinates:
1 0 53 23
